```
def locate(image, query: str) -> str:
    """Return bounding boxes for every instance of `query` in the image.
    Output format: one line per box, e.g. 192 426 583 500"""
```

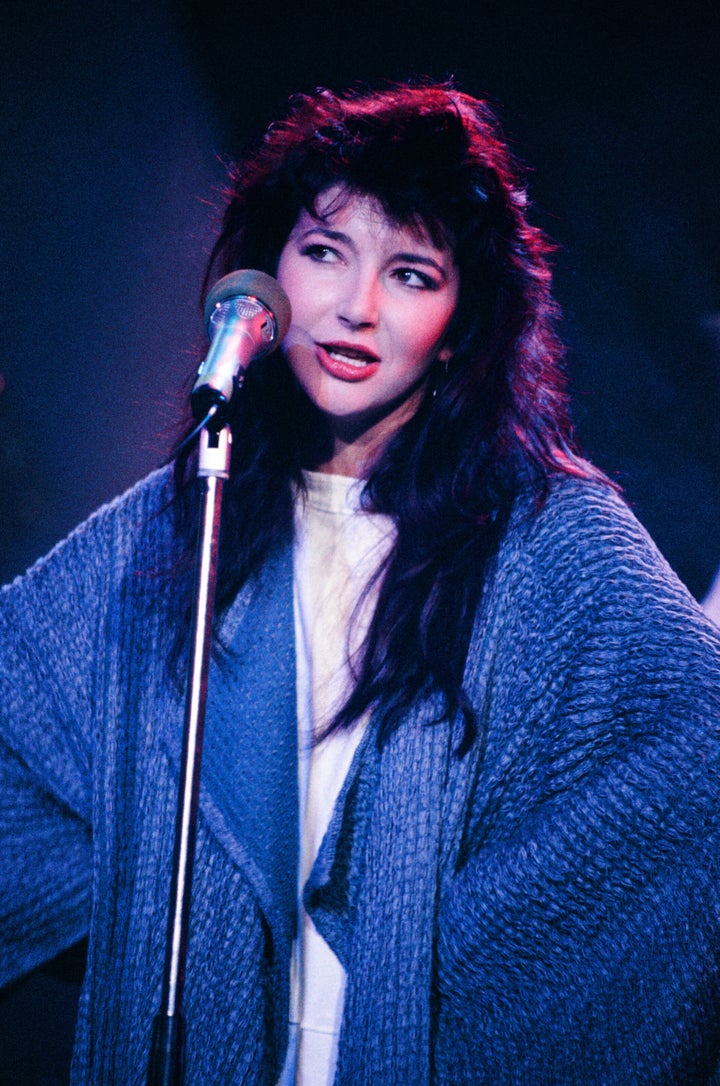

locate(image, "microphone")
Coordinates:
191 269 292 420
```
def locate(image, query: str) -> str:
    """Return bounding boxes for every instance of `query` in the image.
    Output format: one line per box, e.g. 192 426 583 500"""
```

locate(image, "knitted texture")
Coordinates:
2 469 720 1084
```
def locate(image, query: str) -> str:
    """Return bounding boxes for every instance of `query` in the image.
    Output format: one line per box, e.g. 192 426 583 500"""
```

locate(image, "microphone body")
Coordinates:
191 270 291 420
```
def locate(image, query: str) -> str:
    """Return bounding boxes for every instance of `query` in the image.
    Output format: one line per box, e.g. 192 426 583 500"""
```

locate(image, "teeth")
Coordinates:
328 349 372 367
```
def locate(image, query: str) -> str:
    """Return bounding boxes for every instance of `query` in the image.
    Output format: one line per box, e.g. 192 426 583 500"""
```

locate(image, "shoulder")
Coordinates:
499 475 696 611
509 476 664 571
476 474 720 678
56 465 178 560
0 465 179 604
0 465 171 594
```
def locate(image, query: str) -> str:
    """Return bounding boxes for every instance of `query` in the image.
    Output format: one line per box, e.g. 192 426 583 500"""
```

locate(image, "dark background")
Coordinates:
1 0 718 1081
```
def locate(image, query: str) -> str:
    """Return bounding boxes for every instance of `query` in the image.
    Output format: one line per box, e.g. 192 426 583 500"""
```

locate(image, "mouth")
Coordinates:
316 342 381 381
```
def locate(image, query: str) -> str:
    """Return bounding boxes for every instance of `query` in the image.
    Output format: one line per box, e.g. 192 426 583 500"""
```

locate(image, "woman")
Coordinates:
2 82 720 1085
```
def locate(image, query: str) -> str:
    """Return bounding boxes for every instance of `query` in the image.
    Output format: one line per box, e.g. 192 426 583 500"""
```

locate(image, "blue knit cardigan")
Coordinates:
2 468 720 1085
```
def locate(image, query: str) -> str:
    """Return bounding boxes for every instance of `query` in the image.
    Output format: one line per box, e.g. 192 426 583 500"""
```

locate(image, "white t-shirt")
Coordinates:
277 470 394 1086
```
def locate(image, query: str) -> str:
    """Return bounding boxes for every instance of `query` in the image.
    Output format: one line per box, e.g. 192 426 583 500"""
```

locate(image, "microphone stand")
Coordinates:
147 422 231 1085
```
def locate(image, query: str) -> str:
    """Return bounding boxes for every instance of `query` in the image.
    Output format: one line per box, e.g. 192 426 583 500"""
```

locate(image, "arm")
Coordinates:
0 468 176 984
437 481 720 1084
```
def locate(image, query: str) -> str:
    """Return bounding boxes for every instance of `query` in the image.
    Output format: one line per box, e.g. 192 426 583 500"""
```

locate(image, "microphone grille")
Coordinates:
204 270 292 344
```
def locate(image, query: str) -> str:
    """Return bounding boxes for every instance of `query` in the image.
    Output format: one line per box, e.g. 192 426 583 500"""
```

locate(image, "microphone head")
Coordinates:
191 269 292 422
203 269 292 344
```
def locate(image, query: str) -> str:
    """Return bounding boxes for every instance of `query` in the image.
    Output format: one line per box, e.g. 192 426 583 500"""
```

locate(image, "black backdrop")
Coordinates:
1 0 719 1080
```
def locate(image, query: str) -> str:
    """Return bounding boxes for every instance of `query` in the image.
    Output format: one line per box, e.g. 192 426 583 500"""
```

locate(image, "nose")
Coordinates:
337 269 380 330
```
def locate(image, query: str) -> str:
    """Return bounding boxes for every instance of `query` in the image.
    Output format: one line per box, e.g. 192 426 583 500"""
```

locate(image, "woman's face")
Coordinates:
276 187 459 476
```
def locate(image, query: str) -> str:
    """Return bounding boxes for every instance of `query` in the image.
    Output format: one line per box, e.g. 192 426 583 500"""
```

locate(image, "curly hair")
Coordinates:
178 81 608 753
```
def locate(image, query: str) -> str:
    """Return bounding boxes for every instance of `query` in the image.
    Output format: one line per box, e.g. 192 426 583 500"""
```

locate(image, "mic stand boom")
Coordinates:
147 423 231 1085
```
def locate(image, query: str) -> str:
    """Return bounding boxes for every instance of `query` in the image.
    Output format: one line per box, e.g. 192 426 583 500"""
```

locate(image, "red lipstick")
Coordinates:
316 342 381 382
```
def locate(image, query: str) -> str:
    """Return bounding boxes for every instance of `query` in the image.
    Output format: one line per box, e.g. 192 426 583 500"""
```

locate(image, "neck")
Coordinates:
317 445 372 478
316 385 428 477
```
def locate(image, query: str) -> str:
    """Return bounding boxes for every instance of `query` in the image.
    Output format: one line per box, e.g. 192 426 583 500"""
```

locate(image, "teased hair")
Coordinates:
177 81 608 754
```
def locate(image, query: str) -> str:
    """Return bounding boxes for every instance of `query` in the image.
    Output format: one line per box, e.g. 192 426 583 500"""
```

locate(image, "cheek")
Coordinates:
276 248 317 314
277 270 327 331
280 330 315 379
399 305 455 364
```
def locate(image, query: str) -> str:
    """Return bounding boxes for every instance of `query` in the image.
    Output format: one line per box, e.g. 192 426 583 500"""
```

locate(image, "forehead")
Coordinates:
291 185 453 256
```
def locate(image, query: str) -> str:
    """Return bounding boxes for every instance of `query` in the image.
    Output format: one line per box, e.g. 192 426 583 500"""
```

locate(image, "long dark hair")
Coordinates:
177 81 607 753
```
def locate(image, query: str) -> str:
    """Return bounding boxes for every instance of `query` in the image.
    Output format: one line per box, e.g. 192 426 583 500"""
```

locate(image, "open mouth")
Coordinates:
317 342 381 381
320 343 380 367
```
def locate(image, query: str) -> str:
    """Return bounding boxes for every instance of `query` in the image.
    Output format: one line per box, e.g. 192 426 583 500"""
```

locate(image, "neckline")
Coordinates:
301 469 366 516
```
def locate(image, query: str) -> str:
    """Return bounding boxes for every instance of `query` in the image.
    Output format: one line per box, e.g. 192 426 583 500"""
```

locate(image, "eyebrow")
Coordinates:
294 226 451 279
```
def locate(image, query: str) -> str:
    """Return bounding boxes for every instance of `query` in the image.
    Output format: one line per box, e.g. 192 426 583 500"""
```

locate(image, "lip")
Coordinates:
316 342 381 382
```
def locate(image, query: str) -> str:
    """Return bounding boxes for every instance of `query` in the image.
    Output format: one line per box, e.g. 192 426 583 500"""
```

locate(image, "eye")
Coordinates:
300 243 340 263
392 267 439 291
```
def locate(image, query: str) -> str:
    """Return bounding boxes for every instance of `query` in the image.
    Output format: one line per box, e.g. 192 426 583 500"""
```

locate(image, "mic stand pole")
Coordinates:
147 423 231 1086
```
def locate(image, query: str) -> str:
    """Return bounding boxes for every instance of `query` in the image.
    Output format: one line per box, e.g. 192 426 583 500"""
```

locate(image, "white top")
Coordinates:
277 471 394 1086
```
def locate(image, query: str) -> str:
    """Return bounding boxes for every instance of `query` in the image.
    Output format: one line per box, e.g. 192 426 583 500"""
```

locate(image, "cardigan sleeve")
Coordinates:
436 480 720 1085
0 469 176 985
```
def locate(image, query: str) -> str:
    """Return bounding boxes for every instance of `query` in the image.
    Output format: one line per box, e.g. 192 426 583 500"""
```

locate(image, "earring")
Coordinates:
432 357 450 400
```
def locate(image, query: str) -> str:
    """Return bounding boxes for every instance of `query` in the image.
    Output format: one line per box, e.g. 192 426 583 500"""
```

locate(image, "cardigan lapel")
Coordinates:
304 613 492 1084
305 694 457 1086
197 544 299 956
